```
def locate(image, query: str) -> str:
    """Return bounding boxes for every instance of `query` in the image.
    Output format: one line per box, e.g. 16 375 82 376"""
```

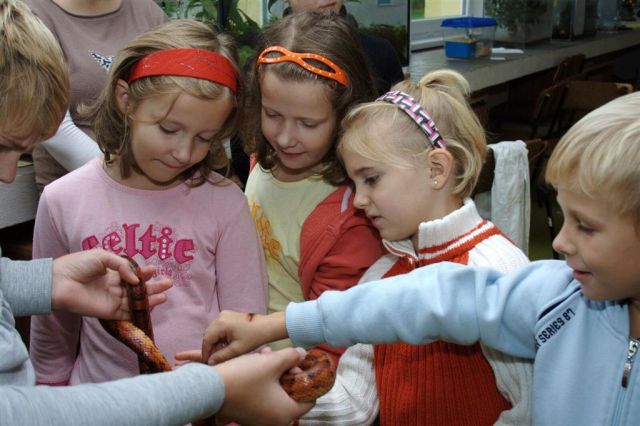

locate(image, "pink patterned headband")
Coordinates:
377 90 447 149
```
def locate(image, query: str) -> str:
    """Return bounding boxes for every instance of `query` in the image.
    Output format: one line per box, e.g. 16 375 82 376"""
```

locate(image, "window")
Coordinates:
411 0 483 50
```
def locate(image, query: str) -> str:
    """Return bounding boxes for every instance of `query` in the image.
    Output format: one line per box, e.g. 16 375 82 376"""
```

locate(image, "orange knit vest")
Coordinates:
374 221 511 425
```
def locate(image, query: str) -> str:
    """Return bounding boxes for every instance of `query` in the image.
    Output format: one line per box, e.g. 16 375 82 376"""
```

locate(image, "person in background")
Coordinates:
0 1 310 423
28 18 268 387
239 11 384 361
25 0 168 193
195 92 640 425
285 0 405 95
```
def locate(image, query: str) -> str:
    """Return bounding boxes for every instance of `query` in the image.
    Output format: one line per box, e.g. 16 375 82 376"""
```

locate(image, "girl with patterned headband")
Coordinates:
29 19 269 392
240 11 385 361
294 69 532 424
195 70 534 425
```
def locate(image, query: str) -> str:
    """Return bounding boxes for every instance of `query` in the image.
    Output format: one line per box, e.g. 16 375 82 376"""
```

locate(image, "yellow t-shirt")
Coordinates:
245 166 334 349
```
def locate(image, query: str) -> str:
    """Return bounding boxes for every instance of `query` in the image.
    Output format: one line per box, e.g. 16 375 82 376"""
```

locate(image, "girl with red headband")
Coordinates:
28 19 268 388
239 11 385 362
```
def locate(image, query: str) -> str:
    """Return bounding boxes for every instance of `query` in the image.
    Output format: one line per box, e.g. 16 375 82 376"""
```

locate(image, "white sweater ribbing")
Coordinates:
300 199 532 425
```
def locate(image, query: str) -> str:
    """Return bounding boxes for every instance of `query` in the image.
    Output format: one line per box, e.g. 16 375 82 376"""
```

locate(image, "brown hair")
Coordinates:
0 0 69 141
81 19 241 187
242 11 376 185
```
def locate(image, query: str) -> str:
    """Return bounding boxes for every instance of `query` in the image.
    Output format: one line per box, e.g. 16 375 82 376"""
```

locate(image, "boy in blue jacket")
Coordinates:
195 91 640 425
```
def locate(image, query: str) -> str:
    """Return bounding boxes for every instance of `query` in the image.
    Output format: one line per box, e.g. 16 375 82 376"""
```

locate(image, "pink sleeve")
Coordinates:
213 196 268 315
29 192 81 385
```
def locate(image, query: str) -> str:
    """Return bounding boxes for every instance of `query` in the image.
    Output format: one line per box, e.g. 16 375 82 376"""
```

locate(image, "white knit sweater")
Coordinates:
300 199 533 425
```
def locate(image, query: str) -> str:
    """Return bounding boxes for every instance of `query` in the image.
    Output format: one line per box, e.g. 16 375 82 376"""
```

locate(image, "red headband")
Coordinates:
257 46 348 86
128 48 237 92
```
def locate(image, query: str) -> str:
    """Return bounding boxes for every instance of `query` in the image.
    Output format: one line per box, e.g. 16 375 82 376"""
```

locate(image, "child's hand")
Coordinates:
213 347 313 425
51 249 172 319
198 310 287 364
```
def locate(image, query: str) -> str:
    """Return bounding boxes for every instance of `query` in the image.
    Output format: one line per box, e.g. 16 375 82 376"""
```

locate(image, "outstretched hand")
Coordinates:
213 347 313 426
51 249 172 320
175 311 287 365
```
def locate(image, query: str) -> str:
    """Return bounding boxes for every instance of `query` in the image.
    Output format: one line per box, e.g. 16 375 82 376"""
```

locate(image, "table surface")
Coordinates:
408 28 640 92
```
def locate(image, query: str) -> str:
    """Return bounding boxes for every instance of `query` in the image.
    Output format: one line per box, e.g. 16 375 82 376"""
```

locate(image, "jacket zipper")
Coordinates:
613 338 639 424
621 338 639 387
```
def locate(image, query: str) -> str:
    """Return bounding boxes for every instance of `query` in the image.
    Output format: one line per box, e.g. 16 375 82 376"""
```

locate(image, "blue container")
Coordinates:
441 17 497 59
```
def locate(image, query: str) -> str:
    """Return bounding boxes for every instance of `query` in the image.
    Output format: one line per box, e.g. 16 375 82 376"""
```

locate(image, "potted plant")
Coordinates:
484 0 553 48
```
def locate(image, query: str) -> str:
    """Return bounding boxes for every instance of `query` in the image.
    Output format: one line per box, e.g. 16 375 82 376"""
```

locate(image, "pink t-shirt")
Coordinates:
29 159 268 384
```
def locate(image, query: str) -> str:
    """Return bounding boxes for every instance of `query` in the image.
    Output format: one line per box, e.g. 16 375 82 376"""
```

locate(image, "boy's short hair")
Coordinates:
0 0 69 141
546 92 640 226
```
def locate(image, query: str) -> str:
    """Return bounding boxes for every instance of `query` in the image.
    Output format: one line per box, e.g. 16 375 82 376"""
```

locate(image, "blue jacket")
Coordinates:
286 260 640 425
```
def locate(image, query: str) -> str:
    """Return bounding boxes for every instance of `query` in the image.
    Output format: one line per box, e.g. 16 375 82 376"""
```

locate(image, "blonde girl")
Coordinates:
29 19 268 386
301 70 533 424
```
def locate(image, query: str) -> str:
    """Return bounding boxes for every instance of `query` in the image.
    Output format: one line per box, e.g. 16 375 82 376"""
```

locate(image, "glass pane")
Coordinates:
412 0 464 19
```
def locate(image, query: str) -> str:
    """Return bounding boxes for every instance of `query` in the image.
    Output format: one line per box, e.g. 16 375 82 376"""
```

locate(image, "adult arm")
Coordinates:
0 363 222 426
40 111 101 171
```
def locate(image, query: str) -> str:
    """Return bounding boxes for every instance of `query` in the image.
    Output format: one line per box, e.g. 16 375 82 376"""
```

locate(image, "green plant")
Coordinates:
157 0 261 66
484 0 548 33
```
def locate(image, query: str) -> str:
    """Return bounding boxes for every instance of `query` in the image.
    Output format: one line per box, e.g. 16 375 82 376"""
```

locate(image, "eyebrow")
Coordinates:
351 166 375 176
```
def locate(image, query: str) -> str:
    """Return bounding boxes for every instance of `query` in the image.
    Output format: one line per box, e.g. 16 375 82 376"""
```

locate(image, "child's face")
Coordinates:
260 71 337 182
554 186 640 303
343 146 435 248
0 131 39 183
118 91 233 190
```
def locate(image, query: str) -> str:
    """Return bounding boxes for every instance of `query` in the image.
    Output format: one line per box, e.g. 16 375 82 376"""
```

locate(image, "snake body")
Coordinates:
99 257 171 373
100 256 336 402
279 348 336 402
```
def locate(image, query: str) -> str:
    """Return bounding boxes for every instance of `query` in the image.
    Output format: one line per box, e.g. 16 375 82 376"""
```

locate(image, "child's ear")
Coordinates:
114 79 130 114
427 148 454 189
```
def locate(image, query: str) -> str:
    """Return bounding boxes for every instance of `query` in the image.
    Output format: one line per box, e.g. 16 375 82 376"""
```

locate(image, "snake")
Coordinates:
99 256 336 402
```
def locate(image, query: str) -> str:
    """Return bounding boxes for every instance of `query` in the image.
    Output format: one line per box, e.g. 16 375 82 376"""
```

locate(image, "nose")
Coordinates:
352 187 369 210
551 222 572 258
0 153 20 183
171 138 193 165
274 121 297 150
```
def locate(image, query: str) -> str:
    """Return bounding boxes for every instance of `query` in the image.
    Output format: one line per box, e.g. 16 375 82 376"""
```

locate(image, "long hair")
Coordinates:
242 11 376 185
81 19 241 187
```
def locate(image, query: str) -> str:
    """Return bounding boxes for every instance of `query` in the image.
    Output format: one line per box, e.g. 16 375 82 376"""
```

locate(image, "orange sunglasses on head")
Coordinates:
256 46 348 87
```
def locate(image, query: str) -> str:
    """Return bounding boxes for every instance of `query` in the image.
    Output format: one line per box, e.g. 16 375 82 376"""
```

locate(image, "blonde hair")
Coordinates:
242 11 376 185
0 0 69 141
546 91 640 225
338 70 486 198
81 19 241 187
